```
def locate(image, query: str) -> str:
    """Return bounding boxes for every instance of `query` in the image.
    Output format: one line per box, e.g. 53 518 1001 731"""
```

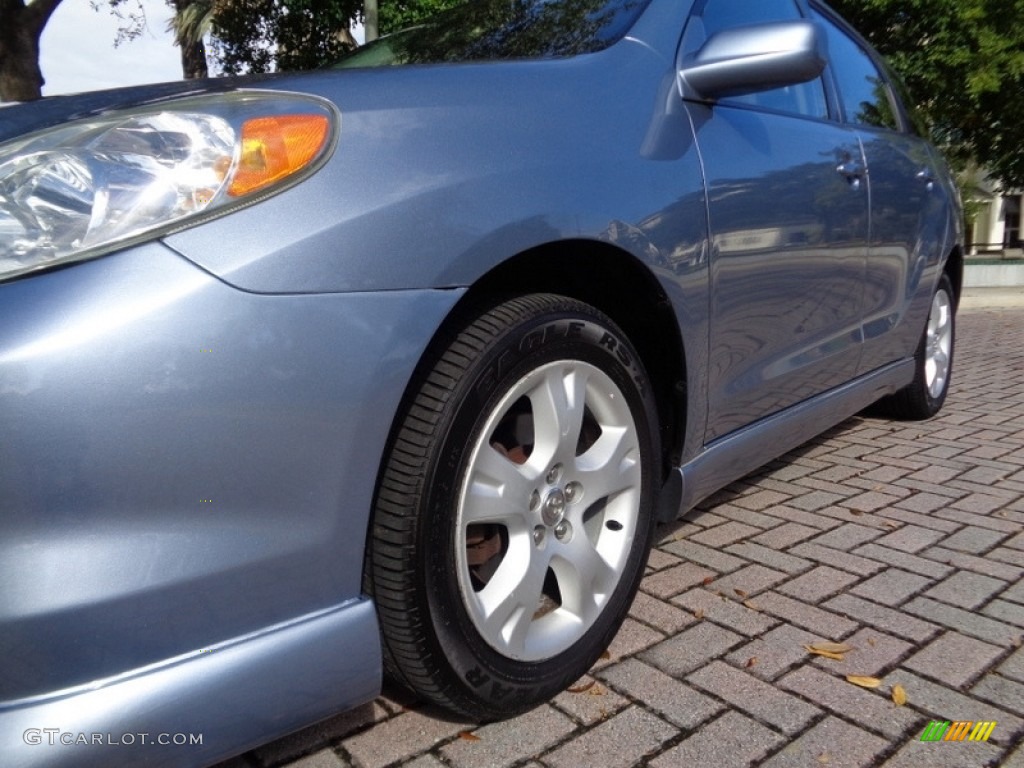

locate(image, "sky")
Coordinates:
40 0 182 96
38 0 366 98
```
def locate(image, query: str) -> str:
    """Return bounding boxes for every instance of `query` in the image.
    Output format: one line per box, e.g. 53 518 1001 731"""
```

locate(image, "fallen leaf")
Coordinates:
804 642 851 661
734 588 748 598
694 608 705 620
817 753 831 764
568 680 596 694
743 599 761 611
803 644 845 661
600 649 612 660
702 576 715 586
866 637 877 647
850 509 864 516
882 520 899 529
458 731 481 742
846 675 882 689
588 683 606 696
892 684 907 706
809 642 853 654
999 511 1009 518
745 656 758 668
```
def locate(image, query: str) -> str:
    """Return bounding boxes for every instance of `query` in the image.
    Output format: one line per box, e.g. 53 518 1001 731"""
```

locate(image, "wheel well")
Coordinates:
444 240 687 477
944 245 964 310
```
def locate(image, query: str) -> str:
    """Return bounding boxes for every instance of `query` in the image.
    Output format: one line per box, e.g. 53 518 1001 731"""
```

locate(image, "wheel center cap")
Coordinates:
542 488 566 526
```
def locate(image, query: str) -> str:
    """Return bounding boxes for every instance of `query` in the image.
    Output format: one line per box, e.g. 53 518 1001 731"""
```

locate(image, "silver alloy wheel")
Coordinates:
925 287 953 400
455 359 642 661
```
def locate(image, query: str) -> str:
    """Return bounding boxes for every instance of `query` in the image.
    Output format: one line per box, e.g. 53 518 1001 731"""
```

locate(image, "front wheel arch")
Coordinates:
452 240 689 476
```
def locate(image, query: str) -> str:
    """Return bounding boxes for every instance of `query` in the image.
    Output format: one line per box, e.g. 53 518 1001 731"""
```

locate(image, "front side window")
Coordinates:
812 10 900 131
332 0 652 68
682 0 828 119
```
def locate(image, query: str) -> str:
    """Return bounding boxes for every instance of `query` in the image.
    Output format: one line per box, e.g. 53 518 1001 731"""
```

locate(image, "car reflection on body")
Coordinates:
0 0 960 765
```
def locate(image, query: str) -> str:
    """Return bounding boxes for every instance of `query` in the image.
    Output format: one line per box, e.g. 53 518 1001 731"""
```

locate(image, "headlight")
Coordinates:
0 91 337 281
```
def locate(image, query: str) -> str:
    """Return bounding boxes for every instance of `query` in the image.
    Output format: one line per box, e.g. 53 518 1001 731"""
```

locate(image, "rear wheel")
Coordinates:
877 273 955 420
368 294 659 719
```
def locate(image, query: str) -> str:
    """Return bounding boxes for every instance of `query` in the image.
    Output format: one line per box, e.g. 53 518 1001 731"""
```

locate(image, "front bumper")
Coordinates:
0 242 463 764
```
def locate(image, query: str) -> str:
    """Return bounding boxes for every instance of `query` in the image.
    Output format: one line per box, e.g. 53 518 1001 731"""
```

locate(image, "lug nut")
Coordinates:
554 521 571 541
565 481 582 503
533 525 546 545
546 464 562 484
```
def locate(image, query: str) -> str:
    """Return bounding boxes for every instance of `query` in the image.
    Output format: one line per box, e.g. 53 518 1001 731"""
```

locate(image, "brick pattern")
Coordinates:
218 310 1024 766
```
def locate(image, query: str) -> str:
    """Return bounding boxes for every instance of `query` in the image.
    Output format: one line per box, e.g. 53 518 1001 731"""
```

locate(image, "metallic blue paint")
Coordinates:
1 242 459 764
2 599 381 768
676 358 915 515
163 46 701 295
0 0 961 763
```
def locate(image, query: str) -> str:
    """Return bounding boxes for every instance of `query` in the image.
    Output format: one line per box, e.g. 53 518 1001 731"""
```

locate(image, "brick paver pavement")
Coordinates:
221 307 1024 768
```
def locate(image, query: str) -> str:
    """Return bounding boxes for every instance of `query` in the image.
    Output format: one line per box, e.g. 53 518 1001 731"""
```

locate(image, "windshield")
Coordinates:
331 0 652 68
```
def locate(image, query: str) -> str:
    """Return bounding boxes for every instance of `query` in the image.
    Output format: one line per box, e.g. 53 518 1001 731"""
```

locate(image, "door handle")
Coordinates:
836 161 865 189
836 161 865 178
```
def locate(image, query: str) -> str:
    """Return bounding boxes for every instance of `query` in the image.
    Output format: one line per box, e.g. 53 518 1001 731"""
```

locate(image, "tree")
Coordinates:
378 0 459 35
169 0 213 79
204 0 471 72
830 0 1024 189
364 0 376 40
175 0 361 75
0 0 63 101
1 0 165 101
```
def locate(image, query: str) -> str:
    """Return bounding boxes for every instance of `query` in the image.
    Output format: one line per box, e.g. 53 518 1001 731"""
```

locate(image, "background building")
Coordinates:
969 174 1023 256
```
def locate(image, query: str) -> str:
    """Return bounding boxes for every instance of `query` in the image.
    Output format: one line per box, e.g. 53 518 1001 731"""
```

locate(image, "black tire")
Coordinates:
876 273 955 420
368 294 660 719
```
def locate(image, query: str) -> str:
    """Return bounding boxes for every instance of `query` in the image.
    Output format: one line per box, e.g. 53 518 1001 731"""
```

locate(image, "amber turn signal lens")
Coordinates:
228 114 330 197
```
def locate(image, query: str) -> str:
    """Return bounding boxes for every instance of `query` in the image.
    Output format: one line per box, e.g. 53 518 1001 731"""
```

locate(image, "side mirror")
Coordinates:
679 20 827 101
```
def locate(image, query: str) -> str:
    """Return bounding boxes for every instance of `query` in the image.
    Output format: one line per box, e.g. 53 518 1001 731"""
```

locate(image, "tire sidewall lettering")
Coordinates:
472 318 646 407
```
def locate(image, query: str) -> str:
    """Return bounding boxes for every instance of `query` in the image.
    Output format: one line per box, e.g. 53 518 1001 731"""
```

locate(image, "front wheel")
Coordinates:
368 294 660 719
877 273 955 420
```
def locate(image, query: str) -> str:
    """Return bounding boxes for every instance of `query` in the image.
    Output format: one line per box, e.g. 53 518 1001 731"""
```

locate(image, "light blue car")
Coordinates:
0 0 961 765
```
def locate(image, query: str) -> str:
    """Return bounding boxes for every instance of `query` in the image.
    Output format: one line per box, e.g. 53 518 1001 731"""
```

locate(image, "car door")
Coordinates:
811 6 954 372
682 0 870 441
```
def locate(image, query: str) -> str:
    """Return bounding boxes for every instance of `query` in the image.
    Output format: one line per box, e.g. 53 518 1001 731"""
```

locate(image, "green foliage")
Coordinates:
186 0 361 75
206 0 636 75
170 0 217 49
829 0 1024 188
194 0 465 75
378 0 462 35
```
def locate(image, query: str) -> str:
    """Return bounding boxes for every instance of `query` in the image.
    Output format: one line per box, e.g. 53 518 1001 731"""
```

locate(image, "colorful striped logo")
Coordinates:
920 721 997 742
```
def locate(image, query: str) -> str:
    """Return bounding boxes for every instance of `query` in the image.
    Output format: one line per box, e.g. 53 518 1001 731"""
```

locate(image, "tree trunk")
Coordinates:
364 0 378 42
179 36 209 79
0 0 64 101
172 0 209 79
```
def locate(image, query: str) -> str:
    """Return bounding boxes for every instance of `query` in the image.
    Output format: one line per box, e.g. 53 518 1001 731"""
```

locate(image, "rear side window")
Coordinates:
682 0 828 119
812 10 901 131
